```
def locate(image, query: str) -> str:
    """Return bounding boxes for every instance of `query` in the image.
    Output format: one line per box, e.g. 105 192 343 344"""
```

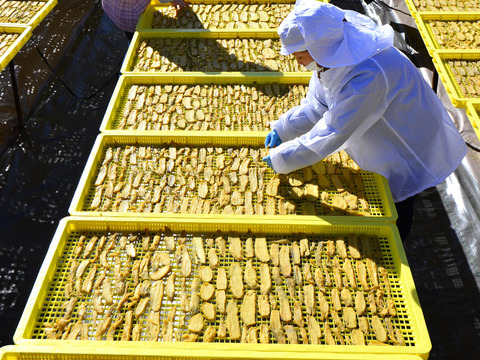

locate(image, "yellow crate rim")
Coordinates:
0 0 57 29
99 73 312 132
0 344 425 360
405 0 480 13
120 30 291 74
465 101 480 141
14 217 430 359
415 12 480 55
432 50 480 108
0 25 32 72
68 133 396 221
138 1 297 32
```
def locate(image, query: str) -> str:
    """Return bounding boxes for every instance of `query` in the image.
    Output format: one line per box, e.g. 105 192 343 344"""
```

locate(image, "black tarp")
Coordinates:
0 0 479 359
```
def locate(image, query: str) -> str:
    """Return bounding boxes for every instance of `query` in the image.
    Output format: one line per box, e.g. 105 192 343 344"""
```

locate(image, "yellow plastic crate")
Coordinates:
138 2 296 31
432 50 480 108
120 30 302 74
100 73 311 132
0 24 31 72
414 12 480 55
14 217 430 359
0 0 57 29
465 101 480 140
68 133 396 221
405 0 480 13
0 345 425 360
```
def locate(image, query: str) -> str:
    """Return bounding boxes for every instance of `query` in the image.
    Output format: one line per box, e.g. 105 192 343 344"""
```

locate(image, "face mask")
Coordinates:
305 61 322 72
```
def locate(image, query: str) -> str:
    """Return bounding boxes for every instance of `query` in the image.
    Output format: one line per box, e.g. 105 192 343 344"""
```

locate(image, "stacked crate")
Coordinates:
0 0 57 73
9 1 431 360
406 0 480 140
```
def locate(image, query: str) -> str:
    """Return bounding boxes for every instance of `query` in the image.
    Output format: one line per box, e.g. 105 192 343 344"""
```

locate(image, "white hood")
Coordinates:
278 0 394 68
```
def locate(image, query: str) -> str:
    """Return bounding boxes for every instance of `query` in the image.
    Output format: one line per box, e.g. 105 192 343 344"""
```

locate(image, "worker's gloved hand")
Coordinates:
265 129 282 148
262 155 275 172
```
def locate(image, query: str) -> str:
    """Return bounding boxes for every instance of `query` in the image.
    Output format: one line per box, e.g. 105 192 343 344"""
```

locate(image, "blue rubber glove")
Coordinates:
264 129 282 148
263 155 275 172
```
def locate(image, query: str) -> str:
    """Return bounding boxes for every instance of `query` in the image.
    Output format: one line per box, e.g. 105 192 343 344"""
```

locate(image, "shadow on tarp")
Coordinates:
404 187 480 360
0 0 128 345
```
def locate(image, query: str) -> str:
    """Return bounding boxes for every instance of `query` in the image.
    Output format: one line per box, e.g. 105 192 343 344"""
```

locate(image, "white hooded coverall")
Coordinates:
270 0 467 202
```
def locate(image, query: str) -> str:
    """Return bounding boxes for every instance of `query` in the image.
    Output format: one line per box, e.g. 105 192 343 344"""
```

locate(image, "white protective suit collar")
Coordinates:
279 0 394 68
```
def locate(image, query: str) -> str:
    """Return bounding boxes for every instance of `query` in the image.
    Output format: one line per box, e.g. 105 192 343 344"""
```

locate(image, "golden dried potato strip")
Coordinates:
284 325 299 344
259 263 272 295
150 264 171 281
216 289 227 314
303 284 316 316
317 292 329 321
341 288 353 307
372 315 388 343
226 300 241 340
270 310 286 344
378 266 392 297
228 233 243 261
241 290 257 326
255 236 271 263
244 259 258 289
202 302 216 322
207 248 219 269
150 281 163 312
343 306 357 329
307 315 322 345
270 243 280 266
336 238 348 258
356 260 369 290
245 237 254 259
351 329 366 346
166 272 176 301
366 258 379 288
355 291 367 315
199 266 214 283
279 245 292 277
332 288 342 312
216 267 228 290
203 326 216 342
200 283 215 301
188 313 205 333
229 262 244 299
276 286 292 322
343 258 357 289
331 309 344 332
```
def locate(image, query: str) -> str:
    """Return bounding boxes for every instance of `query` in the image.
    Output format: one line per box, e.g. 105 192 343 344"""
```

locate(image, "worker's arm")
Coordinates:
269 66 388 174
269 76 328 142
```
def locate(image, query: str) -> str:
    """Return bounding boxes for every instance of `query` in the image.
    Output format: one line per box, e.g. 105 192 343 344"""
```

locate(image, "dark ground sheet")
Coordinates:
0 0 479 358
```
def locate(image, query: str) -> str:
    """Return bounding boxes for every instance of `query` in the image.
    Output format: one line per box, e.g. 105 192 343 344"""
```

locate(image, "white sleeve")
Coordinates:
270 76 328 142
269 67 389 174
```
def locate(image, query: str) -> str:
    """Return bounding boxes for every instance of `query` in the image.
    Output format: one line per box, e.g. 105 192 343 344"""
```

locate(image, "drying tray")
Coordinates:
0 24 31 72
465 101 480 140
431 50 480 108
100 73 311 132
68 133 396 221
405 0 480 13
0 345 425 360
0 0 57 29
120 30 301 74
137 1 296 32
414 12 480 55
14 217 430 359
